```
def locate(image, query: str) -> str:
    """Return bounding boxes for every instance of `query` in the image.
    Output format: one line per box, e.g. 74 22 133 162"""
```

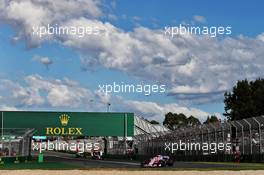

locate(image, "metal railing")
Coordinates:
0 128 35 157
134 115 264 161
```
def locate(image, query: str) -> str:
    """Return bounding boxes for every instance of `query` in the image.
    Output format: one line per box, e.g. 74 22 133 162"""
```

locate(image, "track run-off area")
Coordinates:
0 151 256 170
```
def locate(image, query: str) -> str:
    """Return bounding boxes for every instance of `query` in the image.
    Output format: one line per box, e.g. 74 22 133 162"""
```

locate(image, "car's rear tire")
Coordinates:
158 160 166 167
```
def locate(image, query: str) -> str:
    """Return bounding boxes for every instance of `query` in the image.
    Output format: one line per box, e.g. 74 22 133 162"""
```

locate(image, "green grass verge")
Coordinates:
0 161 264 171
189 161 264 167
0 161 81 170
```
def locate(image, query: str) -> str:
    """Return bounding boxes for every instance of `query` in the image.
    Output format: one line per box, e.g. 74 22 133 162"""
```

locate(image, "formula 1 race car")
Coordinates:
141 155 174 168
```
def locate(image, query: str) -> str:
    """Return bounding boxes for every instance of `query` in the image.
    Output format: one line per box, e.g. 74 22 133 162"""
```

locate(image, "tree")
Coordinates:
150 120 159 124
187 115 201 126
224 78 264 120
250 79 264 116
163 112 200 130
203 115 220 124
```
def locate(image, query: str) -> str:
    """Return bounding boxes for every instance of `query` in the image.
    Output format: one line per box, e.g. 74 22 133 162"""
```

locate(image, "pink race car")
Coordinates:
141 155 174 168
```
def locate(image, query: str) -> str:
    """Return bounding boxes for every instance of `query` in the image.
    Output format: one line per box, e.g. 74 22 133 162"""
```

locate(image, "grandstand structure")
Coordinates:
1 110 264 163
0 128 34 161
107 115 170 155
133 116 170 155
133 115 264 162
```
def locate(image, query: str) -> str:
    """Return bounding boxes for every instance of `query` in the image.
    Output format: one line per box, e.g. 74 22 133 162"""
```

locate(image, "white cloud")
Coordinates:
193 15 207 23
1 0 102 47
257 33 264 42
0 75 92 108
24 74 94 107
33 55 53 68
1 1 264 105
0 75 218 122
0 105 18 111
3 0 101 23
108 14 118 21
0 1 5 11
61 19 264 104
115 99 219 122
0 79 45 106
63 78 79 87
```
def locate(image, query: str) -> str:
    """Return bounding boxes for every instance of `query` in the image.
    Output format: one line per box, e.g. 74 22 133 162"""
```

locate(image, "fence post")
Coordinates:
207 128 210 155
252 117 261 154
184 131 187 156
236 121 244 155
244 119 252 155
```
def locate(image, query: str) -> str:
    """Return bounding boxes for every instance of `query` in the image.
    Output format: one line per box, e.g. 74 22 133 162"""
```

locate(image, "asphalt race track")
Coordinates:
45 155 140 168
39 151 241 169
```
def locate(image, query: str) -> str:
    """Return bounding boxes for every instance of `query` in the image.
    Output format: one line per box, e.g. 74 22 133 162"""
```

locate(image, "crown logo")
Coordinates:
59 114 70 126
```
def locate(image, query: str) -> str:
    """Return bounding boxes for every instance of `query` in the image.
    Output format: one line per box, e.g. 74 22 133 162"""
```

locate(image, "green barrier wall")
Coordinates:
0 111 134 137
0 156 32 164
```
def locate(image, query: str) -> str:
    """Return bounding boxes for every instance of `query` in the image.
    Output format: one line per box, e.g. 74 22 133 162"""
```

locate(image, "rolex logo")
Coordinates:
45 114 83 135
59 114 70 126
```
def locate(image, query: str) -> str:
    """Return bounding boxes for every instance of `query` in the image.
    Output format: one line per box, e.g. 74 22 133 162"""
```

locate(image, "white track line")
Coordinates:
51 155 140 166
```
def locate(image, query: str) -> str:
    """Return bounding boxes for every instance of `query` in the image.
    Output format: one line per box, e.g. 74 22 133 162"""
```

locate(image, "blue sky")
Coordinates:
108 0 264 36
0 0 264 122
